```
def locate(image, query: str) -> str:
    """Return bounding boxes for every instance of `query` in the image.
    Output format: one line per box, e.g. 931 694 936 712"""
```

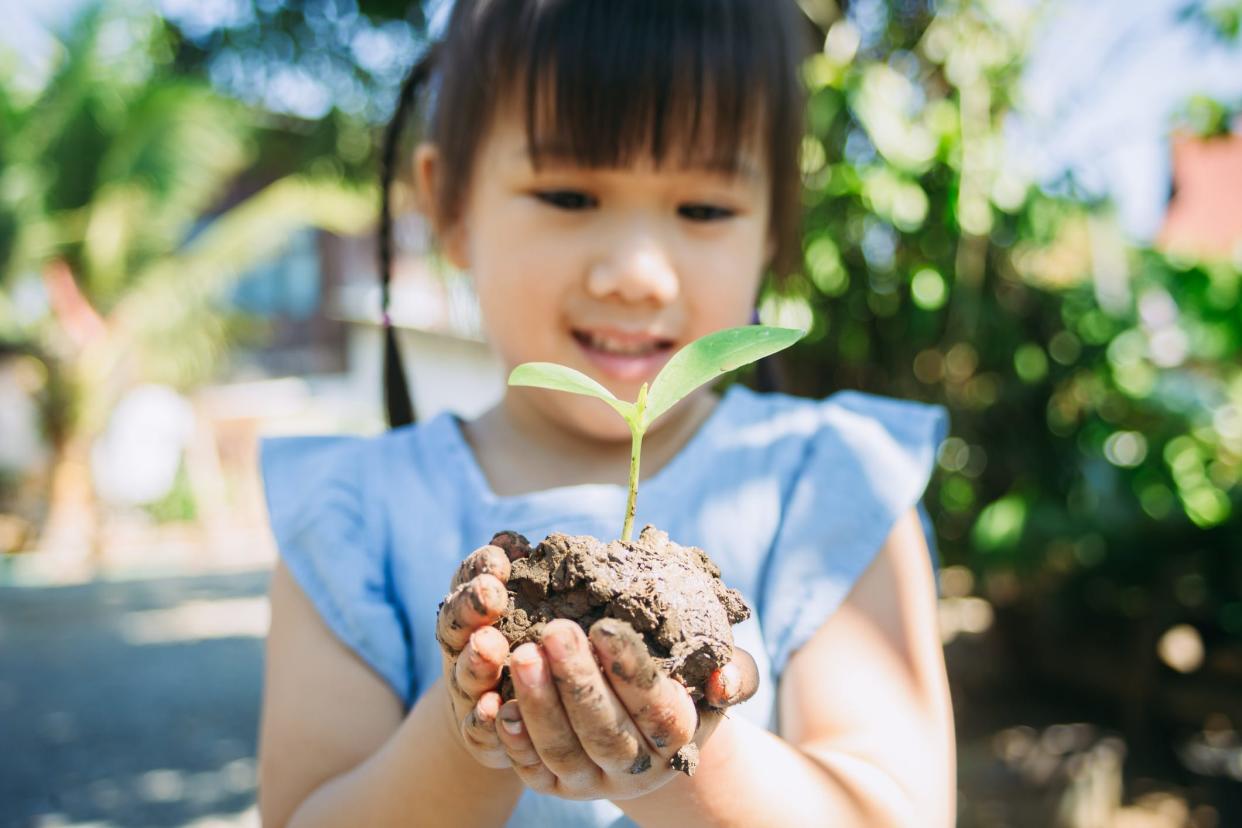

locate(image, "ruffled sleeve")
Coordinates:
260 435 414 708
759 391 948 675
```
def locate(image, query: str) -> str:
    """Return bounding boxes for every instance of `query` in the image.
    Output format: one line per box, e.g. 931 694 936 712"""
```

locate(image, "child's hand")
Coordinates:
493 617 758 800
703 645 760 710
435 537 523 769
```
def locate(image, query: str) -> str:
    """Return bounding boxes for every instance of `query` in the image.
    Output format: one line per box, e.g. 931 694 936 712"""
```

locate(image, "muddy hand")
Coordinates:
494 617 711 800
436 537 518 769
704 646 759 709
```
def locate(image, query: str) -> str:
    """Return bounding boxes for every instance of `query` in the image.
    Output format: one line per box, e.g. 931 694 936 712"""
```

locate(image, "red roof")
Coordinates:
1157 127 1242 261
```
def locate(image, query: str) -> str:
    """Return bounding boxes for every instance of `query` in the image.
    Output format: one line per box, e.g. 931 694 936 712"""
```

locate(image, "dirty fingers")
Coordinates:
588 618 699 765
436 541 517 770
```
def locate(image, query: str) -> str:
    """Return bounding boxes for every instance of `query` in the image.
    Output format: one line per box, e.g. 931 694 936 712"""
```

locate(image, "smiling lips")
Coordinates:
571 327 676 382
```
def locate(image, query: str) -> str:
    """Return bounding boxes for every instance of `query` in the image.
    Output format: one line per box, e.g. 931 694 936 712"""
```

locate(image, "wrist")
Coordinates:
436 676 461 738
360 677 525 828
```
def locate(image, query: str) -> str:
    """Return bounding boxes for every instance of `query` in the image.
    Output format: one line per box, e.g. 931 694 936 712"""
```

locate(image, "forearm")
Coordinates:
616 717 926 828
287 678 524 828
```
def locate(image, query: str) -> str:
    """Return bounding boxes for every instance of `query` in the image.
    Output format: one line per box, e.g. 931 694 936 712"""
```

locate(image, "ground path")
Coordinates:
0 569 268 827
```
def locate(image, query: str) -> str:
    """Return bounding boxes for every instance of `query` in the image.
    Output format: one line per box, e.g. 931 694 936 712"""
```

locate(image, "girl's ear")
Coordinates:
413 142 470 270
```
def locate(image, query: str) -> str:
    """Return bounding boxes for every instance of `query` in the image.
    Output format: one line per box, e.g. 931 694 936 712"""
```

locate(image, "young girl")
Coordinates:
256 2 955 826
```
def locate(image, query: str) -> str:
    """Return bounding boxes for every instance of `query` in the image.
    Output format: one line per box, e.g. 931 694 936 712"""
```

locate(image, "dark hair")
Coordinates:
380 0 811 428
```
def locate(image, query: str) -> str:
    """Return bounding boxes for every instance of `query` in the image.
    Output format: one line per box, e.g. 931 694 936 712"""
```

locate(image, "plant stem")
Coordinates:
621 383 648 543
622 424 642 542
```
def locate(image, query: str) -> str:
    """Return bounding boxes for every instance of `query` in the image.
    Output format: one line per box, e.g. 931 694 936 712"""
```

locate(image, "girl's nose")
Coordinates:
586 234 680 306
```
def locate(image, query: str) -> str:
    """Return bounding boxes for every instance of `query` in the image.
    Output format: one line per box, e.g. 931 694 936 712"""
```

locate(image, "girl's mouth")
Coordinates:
571 328 676 382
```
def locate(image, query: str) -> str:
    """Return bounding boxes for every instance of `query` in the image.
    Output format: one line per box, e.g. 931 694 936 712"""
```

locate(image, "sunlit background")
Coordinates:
1 0 1241 826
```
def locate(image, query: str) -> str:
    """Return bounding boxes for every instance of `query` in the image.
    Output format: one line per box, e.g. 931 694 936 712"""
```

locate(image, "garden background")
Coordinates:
1 0 1240 826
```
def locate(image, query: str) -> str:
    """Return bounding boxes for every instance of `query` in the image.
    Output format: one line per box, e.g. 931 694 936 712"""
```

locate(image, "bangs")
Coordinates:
427 0 809 275
484 0 792 175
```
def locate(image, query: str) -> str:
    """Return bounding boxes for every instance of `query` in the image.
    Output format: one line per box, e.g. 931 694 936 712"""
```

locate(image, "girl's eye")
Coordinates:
534 190 597 211
678 204 736 222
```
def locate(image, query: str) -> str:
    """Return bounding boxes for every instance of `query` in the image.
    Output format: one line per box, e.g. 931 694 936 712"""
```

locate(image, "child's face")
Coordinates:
420 104 774 442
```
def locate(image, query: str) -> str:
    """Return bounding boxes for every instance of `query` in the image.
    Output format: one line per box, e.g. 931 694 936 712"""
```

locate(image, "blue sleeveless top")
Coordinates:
260 386 947 827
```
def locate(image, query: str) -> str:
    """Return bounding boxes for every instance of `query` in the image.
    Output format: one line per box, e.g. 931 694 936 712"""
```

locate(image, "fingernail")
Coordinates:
472 549 493 576
483 578 509 612
511 646 545 688
471 627 501 659
499 701 523 736
476 693 500 721
467 628 484 654
542 629 576 660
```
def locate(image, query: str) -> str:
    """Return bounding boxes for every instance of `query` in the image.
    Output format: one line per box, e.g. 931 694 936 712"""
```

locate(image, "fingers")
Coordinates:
454 625 509 701
461 691 510 770
451 544 512 590
488 530 532 561
437 573 508 655
704 646 760 709
496 701 558 791
589 618 698 761
496 701 539 765
463 690 501 748
509 642 600 789
541 619 654 777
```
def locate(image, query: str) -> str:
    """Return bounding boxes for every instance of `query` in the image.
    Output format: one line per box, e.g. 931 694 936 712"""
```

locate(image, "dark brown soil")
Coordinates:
487 525 751 774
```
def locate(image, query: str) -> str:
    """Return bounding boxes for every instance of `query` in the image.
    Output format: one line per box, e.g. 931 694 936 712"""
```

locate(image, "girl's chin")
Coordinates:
558 400 637 442
506 388 630 442
556 389 701 444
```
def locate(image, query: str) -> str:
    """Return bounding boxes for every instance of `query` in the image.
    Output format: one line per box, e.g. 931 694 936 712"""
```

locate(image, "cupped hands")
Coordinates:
435 534 759 799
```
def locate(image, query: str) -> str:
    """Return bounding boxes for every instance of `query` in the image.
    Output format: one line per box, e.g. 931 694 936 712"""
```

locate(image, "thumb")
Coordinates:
705 646 759 709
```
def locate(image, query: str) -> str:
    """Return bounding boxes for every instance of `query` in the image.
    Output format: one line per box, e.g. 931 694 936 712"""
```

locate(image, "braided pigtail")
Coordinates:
379 45 439 430
750 308 782 393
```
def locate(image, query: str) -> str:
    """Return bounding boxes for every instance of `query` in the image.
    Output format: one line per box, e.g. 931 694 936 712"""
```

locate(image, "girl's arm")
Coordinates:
616 507 956 827
257 560 524 828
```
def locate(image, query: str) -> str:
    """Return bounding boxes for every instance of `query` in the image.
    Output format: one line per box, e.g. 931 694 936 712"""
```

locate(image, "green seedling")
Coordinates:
508 324 805 542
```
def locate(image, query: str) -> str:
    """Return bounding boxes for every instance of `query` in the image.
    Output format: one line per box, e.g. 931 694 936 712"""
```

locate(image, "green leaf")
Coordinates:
644 325 804 428
508 363 637 421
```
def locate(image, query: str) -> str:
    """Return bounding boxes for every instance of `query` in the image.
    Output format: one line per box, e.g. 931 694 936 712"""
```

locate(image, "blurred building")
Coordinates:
1157 122 1242 262
321 217 505 424
219 207 503 431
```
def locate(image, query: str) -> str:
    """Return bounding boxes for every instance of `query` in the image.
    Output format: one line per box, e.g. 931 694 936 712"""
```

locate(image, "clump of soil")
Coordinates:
487 525 751 774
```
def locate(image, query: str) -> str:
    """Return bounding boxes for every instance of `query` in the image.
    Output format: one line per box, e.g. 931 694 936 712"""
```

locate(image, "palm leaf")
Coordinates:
86 176 377 396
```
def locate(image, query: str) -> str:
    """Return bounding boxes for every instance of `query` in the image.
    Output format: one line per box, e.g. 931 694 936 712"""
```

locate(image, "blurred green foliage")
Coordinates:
162 0 427 182
765 0 1242 702
1182 0 1242 40
0 4 378 448
145 459 197 524
1 9 251 310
